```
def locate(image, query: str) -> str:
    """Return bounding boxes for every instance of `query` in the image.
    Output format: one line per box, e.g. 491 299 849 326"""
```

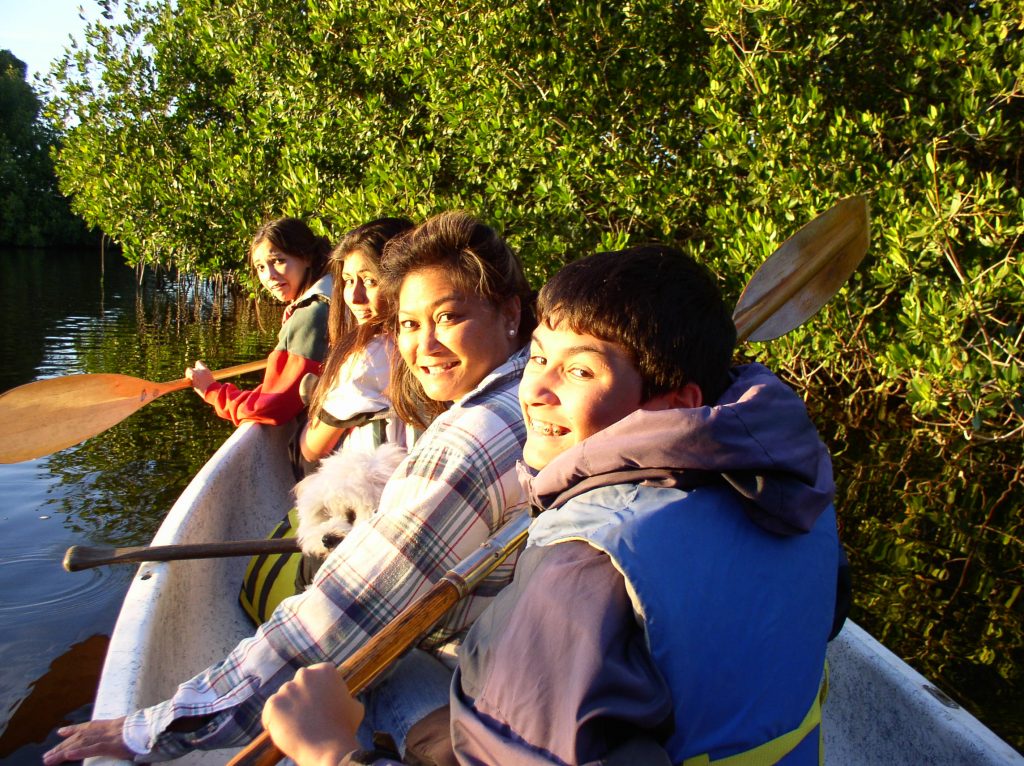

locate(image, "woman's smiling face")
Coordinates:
396 266 519 403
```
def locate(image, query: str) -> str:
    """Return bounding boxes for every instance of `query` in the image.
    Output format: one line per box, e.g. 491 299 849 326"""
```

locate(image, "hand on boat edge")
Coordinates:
43 716 134 765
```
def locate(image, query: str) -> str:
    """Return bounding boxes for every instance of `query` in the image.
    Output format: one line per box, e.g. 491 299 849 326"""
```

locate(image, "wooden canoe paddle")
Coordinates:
0 359 268 464
229 194 871 766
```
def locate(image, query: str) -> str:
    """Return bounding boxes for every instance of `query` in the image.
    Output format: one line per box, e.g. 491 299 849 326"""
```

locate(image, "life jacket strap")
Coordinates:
681 662 829 766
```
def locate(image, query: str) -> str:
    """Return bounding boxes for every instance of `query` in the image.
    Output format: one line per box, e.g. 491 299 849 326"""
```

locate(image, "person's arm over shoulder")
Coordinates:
204 299 330 426
452 540 674 765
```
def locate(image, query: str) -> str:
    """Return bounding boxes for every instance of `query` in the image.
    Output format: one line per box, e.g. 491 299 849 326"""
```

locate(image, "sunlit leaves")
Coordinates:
37 1 1023 441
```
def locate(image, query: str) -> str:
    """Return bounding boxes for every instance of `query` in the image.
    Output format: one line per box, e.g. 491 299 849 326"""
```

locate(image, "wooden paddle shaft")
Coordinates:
229 513 532 766
236 583 462 766
161 359 272 394
63 537 300 572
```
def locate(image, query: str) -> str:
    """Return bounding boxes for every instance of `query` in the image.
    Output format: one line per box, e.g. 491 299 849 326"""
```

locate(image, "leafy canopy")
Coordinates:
0 50 95 246
45 0 1023 439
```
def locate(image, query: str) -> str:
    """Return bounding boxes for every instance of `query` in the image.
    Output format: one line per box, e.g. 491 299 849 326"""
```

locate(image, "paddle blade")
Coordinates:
733 196 870 342
0 374 169 463
0 359 268 463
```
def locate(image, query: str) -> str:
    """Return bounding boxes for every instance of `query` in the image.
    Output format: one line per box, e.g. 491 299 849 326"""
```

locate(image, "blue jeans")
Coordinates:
357 648 453 756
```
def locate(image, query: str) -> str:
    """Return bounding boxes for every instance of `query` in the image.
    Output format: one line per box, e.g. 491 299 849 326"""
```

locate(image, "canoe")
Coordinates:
87 422 1023 766
89 422 295 766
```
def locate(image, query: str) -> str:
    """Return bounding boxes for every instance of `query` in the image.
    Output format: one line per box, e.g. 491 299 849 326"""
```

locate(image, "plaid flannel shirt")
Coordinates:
123 349 529 760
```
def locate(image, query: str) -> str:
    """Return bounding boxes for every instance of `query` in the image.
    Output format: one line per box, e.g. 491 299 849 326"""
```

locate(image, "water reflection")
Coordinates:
0 549 116 619
0 248 278 764
0 635 108 760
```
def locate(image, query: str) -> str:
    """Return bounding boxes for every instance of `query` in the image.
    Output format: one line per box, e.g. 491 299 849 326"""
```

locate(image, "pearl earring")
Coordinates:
508 329 516 337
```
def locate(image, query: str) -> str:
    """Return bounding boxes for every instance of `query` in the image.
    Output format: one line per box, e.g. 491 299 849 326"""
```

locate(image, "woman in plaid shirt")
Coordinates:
44 211 536 765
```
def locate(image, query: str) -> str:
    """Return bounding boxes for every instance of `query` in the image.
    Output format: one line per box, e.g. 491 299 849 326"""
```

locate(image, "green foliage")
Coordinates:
45 0 1023 434
43 1 1024 742
0 50 96 246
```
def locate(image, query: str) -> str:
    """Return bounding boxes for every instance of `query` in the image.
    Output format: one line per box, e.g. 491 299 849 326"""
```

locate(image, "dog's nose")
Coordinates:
322 533 344 550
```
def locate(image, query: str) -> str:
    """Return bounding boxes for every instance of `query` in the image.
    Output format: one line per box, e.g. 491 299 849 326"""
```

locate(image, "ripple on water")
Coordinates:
0 550 126 626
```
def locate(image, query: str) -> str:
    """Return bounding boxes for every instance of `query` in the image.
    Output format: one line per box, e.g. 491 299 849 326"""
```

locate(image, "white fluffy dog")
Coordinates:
294 442 408 557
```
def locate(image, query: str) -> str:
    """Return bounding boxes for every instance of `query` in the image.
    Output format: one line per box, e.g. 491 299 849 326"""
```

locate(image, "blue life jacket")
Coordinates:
528 482 838 765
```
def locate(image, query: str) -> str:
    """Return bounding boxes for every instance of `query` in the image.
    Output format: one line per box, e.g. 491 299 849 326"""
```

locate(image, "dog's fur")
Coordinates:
294 442 408 556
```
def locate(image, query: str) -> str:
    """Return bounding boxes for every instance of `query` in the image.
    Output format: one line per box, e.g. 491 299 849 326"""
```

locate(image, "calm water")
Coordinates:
0 249 277 764
0 248 1020 761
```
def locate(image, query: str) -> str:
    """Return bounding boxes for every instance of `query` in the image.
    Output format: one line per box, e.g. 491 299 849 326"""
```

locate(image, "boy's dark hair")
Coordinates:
536 245 737 405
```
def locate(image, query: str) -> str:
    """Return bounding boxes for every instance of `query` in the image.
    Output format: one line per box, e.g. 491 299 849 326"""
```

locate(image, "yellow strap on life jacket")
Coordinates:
682 662 829 766
238 507 302 626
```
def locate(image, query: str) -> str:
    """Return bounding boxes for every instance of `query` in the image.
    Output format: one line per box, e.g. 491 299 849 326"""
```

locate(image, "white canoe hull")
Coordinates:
88 422 295 766
88 422 1022 765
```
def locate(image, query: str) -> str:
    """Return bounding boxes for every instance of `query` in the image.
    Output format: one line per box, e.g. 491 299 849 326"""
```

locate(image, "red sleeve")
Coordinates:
202 348 322 426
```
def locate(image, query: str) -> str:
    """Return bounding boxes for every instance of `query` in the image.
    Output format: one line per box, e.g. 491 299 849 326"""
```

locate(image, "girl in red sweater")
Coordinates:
186 217 332 426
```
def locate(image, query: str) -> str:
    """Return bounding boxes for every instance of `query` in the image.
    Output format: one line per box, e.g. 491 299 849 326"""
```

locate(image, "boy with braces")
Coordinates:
265 245 843 765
